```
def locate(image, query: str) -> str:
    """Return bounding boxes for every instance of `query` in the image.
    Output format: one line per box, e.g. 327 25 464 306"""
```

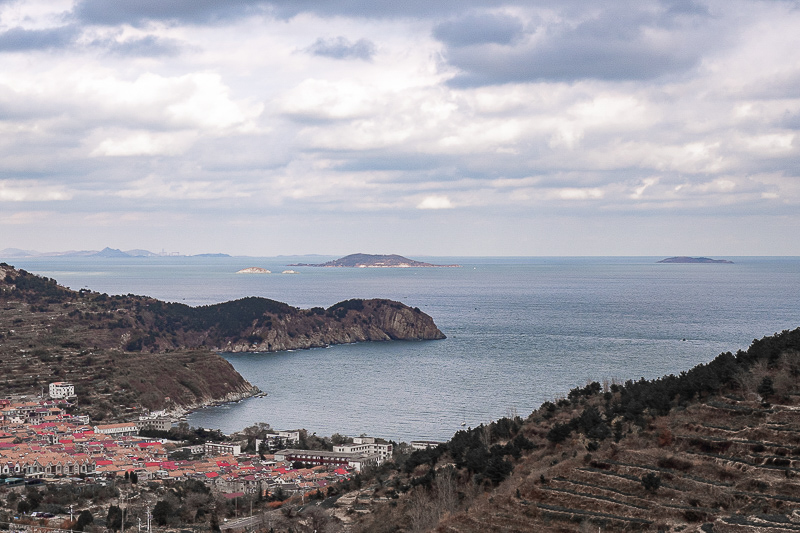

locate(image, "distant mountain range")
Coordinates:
0 247 230 258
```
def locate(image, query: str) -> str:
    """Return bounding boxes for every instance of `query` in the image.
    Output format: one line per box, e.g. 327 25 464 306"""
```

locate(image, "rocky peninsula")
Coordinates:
0 263 444 417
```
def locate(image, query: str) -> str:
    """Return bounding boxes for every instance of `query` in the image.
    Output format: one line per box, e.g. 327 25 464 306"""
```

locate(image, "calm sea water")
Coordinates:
6 256 800 442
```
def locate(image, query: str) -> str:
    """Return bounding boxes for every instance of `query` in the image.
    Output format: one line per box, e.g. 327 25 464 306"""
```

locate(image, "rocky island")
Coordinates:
289 253 460 268
236 266 271 274
658 256 734 264
0 263 444 417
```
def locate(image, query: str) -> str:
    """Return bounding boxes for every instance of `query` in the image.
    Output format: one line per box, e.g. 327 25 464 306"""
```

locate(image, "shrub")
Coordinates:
641 472 661 493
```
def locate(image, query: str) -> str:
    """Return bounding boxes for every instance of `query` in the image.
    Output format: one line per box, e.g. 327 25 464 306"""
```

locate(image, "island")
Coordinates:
236 267 271 274
289 253 461 268
657 256 734 264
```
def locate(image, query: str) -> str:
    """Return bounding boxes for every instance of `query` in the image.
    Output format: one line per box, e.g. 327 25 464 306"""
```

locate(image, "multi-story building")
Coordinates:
333 436 392 461
48 382 75 399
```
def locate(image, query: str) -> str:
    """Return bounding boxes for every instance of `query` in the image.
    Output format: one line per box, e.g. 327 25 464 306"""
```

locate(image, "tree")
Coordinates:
758 376 775 398
75 510 94 531
153 500 173 526
107 505 122 531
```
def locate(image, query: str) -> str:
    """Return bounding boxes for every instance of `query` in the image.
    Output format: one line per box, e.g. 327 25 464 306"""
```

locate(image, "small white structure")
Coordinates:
48 382 75 399
410 441 445 451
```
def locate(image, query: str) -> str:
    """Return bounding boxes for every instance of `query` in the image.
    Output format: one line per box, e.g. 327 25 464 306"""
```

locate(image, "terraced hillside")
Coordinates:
351 328 800 533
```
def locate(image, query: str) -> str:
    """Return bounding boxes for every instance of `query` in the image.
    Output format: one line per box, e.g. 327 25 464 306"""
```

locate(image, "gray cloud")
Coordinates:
92 35 184 57
0 26 77 51
73 0 267 26
433 12 525 47
72 0 512 25
306 37 376 60
441 3 715 86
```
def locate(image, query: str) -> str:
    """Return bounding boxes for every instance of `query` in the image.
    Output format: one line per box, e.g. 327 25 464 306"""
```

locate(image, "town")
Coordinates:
0 381 435 532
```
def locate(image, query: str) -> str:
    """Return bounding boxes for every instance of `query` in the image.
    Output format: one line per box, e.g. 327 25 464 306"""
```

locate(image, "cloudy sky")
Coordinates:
1 0 799 256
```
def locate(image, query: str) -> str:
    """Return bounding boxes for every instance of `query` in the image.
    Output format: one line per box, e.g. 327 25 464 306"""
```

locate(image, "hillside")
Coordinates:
348 328 800 533
0 263 445 418
289 253 461 268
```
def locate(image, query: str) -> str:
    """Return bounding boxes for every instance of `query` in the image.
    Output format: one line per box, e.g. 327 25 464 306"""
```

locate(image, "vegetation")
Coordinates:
0 263 442 414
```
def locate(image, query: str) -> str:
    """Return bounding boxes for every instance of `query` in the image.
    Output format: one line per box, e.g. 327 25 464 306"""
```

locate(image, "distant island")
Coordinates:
0 247 231 258
237 267 271 274
658 256 734 264
289 253 461 268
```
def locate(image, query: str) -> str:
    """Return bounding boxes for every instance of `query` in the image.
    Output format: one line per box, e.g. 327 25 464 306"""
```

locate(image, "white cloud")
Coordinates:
116 175 251 200
0 180 72 201
90 130 198 156
0 1 799 254
417 195 454 209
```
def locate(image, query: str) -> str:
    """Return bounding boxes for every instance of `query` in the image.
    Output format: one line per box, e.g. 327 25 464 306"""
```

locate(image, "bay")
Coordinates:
6 255 800 443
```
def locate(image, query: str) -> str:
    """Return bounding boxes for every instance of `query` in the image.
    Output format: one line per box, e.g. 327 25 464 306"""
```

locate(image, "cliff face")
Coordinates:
222 299 446 352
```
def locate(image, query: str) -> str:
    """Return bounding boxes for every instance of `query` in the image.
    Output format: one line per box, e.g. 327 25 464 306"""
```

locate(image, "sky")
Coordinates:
1 0 799 256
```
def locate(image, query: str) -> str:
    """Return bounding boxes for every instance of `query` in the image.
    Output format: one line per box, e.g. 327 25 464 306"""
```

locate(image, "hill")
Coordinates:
347 327 800 533
0 263 445 418
289 253 461 268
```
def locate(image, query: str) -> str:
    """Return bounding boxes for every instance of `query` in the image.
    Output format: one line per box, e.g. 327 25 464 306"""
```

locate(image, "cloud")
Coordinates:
417 195 453 209
433 12 525 47
0 26 77 51
73 0 267 26
305 36 376 60
115 175 251 200
0 180 73 202
91 35 185 57
71 0 512 25
89 130 198 157
441 3 716 86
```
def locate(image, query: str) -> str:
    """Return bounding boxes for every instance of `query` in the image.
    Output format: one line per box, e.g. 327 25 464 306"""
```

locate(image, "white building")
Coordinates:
274 448 383 472
333 437 393 461
204 442 242 456
94 422 139 437
410 441 445 451
48 382 75 399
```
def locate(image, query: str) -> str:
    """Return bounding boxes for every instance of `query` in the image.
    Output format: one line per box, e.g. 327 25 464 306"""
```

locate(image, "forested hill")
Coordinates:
0 263 444 416
351 327 800 532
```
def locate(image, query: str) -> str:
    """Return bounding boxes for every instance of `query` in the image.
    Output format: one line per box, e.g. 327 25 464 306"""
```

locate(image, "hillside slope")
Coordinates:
351 328 800 533
0 264 445 417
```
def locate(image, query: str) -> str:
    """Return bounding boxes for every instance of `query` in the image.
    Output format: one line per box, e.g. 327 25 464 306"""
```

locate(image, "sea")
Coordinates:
4 255 800 443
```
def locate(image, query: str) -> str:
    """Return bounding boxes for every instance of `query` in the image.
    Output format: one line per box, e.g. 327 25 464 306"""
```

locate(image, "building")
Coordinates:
255 430 301 453
94 422 139 437
139 416 172 432
204 442 242 457
274 449 383 472
333 436 392 461
48 382 75 399
410 441 445 451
